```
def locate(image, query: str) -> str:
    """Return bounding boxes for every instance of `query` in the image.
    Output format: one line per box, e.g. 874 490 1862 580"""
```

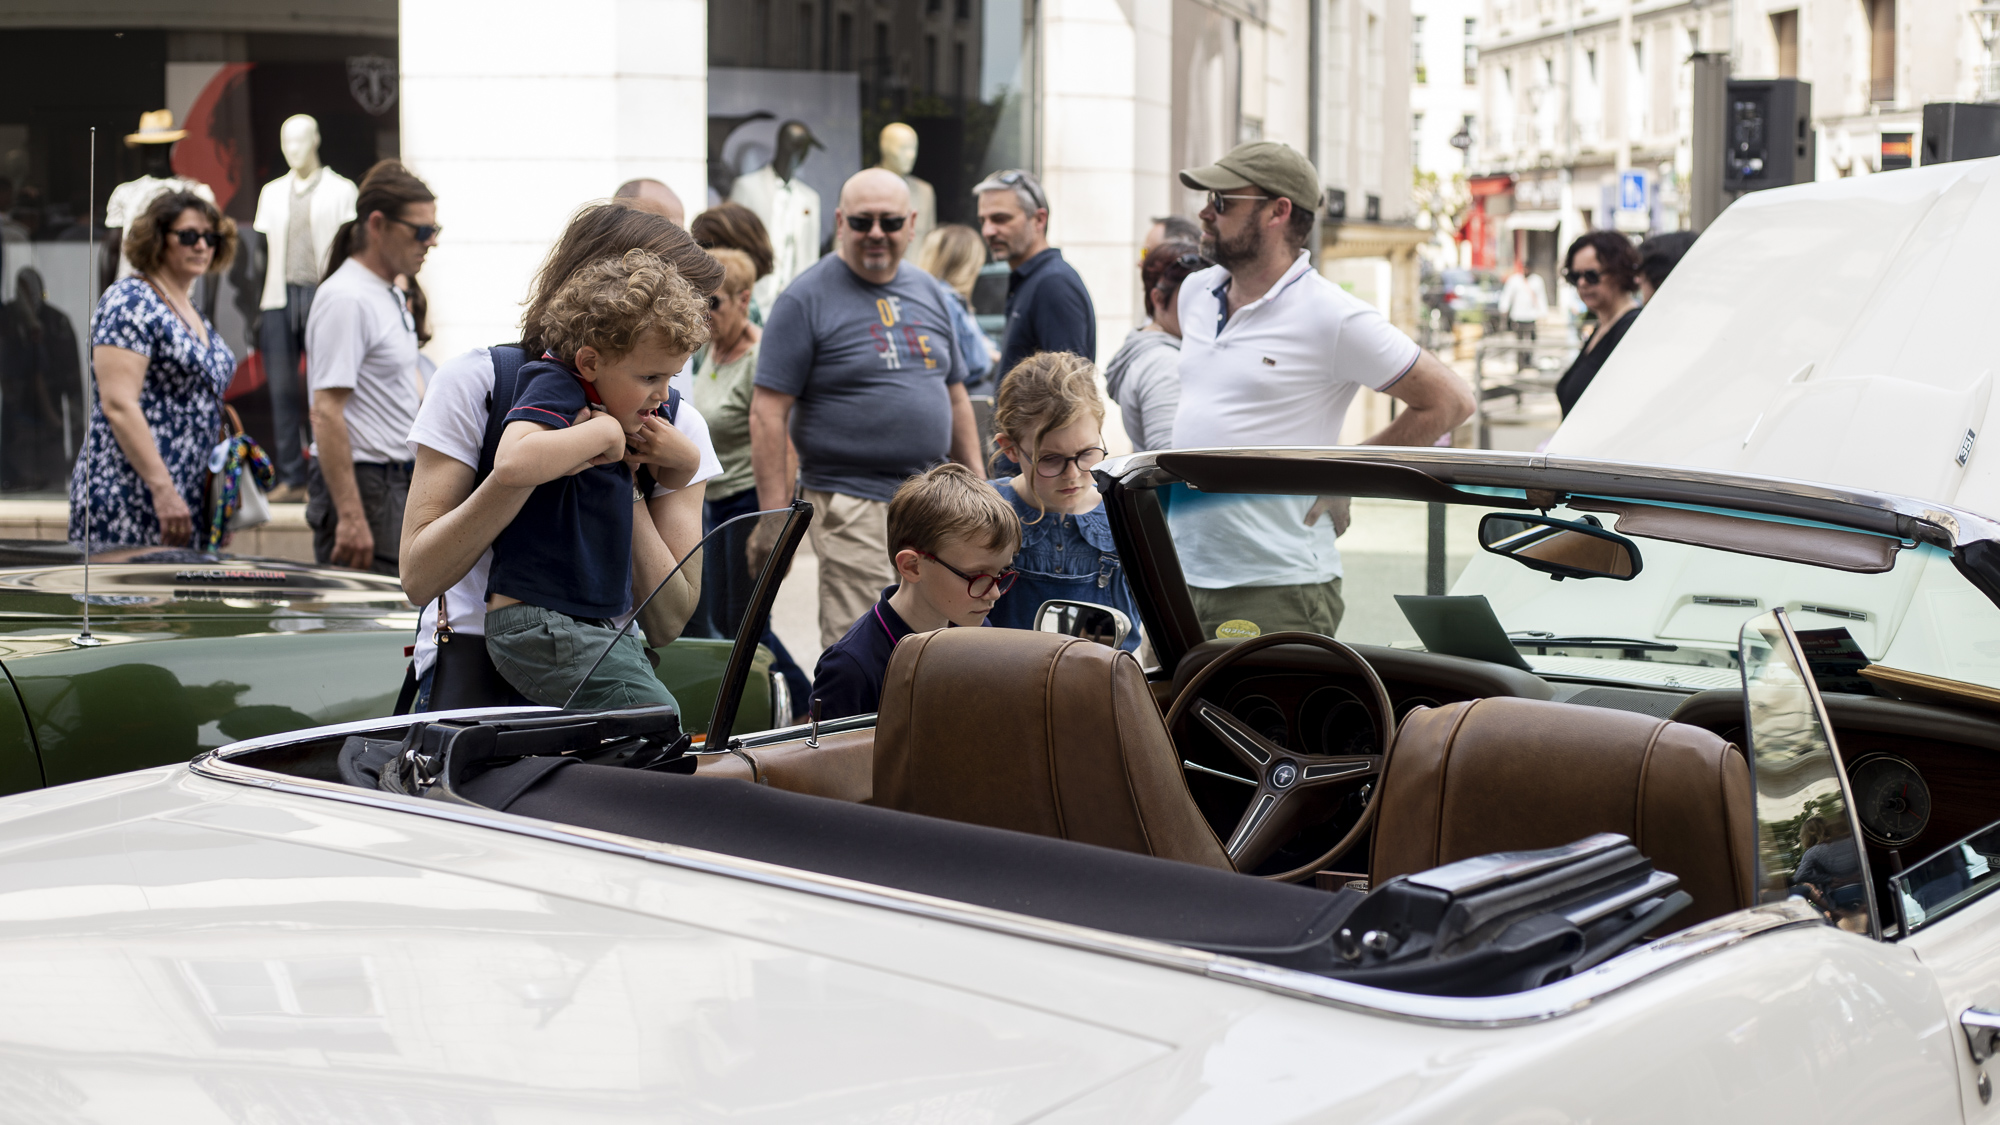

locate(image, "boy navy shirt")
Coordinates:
487 359 634 620
812 586 991 720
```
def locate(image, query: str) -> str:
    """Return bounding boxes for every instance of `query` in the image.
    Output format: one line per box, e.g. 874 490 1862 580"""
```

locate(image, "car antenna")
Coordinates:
72 126 101 649
557 504 798 711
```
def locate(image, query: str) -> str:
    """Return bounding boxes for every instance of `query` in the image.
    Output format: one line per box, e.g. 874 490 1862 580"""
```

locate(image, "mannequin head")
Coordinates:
280 115 323 178
879 123 919 176
773 121 823 182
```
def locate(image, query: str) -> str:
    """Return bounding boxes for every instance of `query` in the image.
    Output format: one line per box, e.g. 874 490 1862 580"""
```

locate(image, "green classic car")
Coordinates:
0 543 784 795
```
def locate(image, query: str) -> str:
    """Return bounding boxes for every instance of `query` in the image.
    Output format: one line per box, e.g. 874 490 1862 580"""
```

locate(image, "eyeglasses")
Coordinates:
1564 268 1604 286
1206 191 1273 215
171 228 221 248
1034 446 1107 478
706 294 722 311
389 216 443 242
1173 252 1213 272
916 550 1018 599
992 169 1047 211
844 213 908 233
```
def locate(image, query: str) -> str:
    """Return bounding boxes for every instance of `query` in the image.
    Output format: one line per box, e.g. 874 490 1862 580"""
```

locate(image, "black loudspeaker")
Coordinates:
1921 103 2000 165
1723 79 1814 193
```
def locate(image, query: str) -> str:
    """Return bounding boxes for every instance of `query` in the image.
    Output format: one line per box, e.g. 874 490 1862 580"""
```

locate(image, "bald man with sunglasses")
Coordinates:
749 168 983 647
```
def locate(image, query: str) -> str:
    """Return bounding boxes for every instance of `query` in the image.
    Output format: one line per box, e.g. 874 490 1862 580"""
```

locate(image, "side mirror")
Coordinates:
1035 600 1133 649
1478 512 1643 581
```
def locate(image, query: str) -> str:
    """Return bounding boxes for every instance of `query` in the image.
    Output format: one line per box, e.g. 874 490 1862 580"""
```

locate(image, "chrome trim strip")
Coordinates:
190 734 1825 1029
1563 870 1682 928
1225 793 1277 858
1182 759 1257 786
1301 759 1375 783
1197 701 1272 765
734 712 878 749
210 706 560 759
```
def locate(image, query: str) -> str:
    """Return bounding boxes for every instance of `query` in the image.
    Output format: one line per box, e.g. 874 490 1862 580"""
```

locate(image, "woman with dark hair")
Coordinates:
1103 241 1209 452
69 189 238 552
399 199 727 709
1553 230 1643 418
1636 229 1699 304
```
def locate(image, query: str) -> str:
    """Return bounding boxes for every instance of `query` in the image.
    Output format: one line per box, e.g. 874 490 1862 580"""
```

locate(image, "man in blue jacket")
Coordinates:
975 169 1095 386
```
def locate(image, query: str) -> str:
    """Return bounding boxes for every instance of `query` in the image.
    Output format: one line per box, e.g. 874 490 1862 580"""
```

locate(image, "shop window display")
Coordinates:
0 30 397 496
707 0 1033 301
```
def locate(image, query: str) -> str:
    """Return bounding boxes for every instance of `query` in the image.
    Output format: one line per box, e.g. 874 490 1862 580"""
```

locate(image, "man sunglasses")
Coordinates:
171 228 222 249
1564 268 1604 286
1207 190 1273 215
845 213 908 233
389 216 444 242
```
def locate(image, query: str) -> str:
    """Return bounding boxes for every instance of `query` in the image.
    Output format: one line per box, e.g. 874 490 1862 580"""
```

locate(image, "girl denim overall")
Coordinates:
987 478 1142 651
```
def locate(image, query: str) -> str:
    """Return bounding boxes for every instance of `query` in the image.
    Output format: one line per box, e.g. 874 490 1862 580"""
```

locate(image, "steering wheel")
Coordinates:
1165 631 1396 883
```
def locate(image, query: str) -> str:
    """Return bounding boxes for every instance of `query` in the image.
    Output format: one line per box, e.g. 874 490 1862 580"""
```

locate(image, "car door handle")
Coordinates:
1963 1008 2000 1062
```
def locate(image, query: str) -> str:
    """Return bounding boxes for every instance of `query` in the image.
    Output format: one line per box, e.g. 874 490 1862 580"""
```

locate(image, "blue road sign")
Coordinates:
1619 170 1648 212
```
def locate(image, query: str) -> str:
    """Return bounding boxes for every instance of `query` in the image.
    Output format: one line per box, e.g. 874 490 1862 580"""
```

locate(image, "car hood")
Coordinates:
0 560 412 621
0 768 1189 1121
1553 154 2000 520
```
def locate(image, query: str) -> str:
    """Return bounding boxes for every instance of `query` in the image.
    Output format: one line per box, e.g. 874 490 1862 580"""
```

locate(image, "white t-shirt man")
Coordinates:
1170 249 1421 591
405 346 723 677
306 257 422 464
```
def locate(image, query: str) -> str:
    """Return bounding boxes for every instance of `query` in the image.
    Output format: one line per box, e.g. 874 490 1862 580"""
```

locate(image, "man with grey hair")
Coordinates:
748 168 983 646
975 168 1094 386
613 178 684 226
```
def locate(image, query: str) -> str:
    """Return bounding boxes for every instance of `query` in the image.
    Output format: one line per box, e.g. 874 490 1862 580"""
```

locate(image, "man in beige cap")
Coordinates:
1168 141 1474 641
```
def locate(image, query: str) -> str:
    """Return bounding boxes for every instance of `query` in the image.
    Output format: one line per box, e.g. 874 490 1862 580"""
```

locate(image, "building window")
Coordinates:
875 21 891 81
1413 111 1425 170
955 41 967 98
1464 17 1478 85
1460 112 1476 167
1627 40 1645 137
1365 193 1381 221
1413 15 1427 84
838 12 853 69
1771 10 1798 78
956 0 969 19
1868 0 1895 104
798 2 814 66
925 34 938 93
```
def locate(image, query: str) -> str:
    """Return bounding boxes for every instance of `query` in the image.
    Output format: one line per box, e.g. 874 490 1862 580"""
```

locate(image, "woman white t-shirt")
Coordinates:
404 345 723 677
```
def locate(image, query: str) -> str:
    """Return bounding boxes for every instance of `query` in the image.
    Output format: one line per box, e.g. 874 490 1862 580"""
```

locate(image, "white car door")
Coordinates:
1897 823 2000 1118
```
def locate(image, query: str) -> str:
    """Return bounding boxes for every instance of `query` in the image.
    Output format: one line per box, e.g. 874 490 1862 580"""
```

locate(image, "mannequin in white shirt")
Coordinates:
253 116 358 499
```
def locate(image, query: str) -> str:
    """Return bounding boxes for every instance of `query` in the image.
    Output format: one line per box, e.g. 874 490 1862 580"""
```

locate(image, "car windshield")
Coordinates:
1160 487 2000 693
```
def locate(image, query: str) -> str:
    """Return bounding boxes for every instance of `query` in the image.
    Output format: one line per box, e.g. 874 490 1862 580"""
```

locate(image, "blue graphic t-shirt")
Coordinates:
754 256 968 503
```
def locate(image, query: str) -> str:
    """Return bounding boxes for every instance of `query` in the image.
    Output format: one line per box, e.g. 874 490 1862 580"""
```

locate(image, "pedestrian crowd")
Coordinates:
69 138 1502 714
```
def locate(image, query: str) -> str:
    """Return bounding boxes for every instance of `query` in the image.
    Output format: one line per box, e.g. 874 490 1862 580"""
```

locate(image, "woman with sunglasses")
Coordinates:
1104 240 1207 453
69 190 237 554
1553 230 1644 418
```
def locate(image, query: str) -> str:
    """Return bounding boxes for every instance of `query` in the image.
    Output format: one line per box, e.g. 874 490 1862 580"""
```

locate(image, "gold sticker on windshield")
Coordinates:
1216 619 1261 640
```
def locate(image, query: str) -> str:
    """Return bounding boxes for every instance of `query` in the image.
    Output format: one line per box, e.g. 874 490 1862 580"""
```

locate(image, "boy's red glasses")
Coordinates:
915 550 1018 598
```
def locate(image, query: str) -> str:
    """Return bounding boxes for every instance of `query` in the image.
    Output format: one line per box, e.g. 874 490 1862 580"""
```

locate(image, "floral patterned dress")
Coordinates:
69 277 233 549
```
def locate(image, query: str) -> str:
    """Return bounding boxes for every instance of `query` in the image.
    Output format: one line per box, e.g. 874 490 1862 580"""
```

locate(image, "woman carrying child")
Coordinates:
482 248 712 709
984 351 1143 651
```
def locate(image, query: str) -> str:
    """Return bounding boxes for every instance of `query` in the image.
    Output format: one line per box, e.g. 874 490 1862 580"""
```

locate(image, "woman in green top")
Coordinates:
691 247 808 711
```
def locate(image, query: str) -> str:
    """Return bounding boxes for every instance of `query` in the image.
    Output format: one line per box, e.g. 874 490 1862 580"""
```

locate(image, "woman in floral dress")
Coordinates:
69 190 237 552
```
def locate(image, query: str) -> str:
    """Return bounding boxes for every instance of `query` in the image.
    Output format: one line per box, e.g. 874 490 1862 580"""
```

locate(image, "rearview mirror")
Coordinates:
1478 513 1643 581
1036 600 1133 649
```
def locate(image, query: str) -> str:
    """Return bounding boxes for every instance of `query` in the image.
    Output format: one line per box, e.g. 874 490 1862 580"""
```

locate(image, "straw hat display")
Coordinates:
125 110 187 147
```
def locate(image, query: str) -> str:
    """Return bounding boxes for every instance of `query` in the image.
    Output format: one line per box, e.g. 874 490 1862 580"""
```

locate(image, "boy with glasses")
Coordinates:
974 168 1096 388
811 464 1021 721
749 168 983 649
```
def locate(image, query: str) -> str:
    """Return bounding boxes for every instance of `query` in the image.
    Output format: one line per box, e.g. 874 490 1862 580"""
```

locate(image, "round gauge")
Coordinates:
1300 687 1378 757
1849 755 1932 847
1231 695 1289 749
1396 696 1442 721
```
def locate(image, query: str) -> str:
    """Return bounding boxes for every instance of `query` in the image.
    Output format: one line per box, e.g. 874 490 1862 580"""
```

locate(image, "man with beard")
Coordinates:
749 168 983 647
1170 142 1473 640
974 169 1094 389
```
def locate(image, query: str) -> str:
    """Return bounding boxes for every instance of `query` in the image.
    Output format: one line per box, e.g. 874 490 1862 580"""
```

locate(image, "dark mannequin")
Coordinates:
774 121 823 182
0 267 83 490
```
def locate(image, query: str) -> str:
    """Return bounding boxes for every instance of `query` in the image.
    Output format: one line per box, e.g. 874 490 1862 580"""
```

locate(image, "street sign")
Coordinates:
1619 170 1648 212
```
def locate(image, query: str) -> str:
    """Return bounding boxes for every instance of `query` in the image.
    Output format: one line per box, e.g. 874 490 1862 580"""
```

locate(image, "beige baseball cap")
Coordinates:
1179 141 1321 212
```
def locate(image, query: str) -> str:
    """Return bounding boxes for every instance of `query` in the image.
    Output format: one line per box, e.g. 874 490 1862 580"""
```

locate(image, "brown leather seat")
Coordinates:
873 628 1232 869
1373 697 1755 927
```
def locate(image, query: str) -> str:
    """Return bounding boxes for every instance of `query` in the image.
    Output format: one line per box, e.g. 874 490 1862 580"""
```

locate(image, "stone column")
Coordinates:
401 0 707 358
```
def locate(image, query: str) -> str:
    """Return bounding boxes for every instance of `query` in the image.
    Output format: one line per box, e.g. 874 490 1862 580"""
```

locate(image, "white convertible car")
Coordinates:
14 163 2000 1121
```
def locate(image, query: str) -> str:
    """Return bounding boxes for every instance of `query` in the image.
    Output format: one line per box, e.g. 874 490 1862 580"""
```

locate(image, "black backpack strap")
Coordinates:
478 343 529 483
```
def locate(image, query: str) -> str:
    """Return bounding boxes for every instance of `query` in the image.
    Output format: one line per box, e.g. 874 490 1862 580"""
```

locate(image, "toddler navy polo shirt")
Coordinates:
487 359 635 620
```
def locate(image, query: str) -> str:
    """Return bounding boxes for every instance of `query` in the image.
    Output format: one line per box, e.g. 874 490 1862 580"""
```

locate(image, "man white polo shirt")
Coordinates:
1170 248 1420 636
